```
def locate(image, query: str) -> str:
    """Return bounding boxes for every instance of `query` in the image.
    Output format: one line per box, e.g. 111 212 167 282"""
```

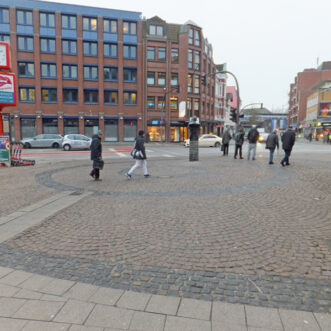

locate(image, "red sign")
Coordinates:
0 72 16 108
0 42 10 70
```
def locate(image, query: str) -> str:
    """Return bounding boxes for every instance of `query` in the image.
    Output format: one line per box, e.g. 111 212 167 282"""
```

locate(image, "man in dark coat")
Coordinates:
247 125 259 160
280 127 296 166
90 130 103 180
266 130 279 164
126 130 149 179
234 127 245 159
222 129 232 156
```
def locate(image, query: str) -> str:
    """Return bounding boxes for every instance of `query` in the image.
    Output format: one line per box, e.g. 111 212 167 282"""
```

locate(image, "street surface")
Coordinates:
0 139 330 330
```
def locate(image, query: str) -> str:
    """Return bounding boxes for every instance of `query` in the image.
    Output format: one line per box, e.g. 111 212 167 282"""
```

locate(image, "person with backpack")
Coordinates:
265 130 279 164
126 130 150 179
234 127 245 159
222 128 232 156
247 125 259 160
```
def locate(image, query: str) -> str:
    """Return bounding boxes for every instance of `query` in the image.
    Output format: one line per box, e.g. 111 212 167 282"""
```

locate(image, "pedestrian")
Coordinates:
90 130 103 181
280 126 296 166
234 127 245 159
247 125 259 160
308 132 313 142
126 130 149 179
145 131 150 143
222 128 232 156
265 129 279 164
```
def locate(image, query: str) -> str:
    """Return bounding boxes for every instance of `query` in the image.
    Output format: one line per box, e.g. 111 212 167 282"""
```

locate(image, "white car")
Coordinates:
62 134 92 151
184 134 222 147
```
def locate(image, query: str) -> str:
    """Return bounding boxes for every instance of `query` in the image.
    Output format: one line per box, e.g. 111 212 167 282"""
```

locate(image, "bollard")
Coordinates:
188 116 200 161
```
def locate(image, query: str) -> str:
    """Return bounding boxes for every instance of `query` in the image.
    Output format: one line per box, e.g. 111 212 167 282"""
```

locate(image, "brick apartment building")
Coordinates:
288 61 331 130
0 0 220 142
0 0 143 142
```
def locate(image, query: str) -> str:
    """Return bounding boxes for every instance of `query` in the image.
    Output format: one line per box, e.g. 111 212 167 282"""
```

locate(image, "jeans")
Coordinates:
234 144 242 158
247 143 256 160
269 149 275 163
223 143 229 155
281 150 291 165
128 159 148 175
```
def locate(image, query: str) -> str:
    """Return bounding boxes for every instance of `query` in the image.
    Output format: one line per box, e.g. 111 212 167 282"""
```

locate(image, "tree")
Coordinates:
248 108 259 126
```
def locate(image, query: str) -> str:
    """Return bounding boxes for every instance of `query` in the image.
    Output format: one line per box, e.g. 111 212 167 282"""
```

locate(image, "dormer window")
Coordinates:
149 25 163 36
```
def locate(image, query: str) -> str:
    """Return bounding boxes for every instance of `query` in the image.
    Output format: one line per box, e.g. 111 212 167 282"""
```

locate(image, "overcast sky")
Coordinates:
44 0 331 112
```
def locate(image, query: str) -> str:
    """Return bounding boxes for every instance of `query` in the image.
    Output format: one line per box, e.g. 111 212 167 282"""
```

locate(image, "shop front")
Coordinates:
170 121 188 142
64 116 79 135
20 116 36 139
84 117 99 137
147 119 165 142
123 118 137 142
42 116 58 134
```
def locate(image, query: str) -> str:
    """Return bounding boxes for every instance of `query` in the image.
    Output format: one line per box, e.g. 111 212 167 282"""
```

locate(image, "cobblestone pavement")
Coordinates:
0 154 331 314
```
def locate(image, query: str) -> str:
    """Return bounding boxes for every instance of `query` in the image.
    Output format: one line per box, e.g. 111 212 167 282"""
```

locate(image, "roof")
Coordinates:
183 20 200 28
143 17 181 42
318 61 331 71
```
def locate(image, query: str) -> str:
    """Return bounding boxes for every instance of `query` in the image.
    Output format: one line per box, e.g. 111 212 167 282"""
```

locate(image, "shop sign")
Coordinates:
0 42 10 70
319 102 331 117
0 136 10 165
0 72 16 107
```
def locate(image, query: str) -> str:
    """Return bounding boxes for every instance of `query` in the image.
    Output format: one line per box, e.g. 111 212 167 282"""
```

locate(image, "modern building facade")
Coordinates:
0 0 143 142
288 61 331 130
142 17 217 142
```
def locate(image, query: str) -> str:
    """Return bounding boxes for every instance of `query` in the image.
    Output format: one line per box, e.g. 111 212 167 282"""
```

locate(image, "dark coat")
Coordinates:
90 135 102 161
247 128 259 144
222 130 232 144
266 133 279 150
135 135 147 159
234 132 245 146
281 130 296 151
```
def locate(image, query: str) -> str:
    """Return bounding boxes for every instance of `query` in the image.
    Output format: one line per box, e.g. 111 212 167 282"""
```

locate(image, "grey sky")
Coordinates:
44 0 331 112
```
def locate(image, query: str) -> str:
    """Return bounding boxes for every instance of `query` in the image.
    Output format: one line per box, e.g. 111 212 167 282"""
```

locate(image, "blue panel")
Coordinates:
62 29 77 39
20 115 36 119
103 33 118 43
16 25 33 35
85 116 99 120
63 115 78 119
124 117 137 120
40 27 56 37
123 35 137 44
83 31 98 40
104 116 118 120
43 115 57 119
0 23 10 33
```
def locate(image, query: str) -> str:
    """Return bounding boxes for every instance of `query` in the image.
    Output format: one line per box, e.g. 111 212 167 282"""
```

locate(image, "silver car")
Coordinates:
21 134 63 148
62 134 92 151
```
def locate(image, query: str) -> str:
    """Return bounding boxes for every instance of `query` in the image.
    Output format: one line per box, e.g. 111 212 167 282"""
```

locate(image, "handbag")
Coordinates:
130 148 143 160
94 159 104 170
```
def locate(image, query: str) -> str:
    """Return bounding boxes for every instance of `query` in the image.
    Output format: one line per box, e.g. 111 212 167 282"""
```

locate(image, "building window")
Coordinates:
41 63 56 78
18 62 34 77
104 19 117 33
62 64 77 80
195 51 200 70
62 40 77 55
157 96 165 110
84 89 98 104
124 91 137 105
40 12 55 28
189 29 193 44
158 72 166 86
123 45 137 59
40 38 56 53
147 96 155 110
83 65 98 80
186 98 192 115
19 87 35 102
63 88 78 103
171 48 179 64
83 41 98 56
188 50 193 69
16 10 32 25
147 46 155 60
171 73 178 86
0 8 9 24
149 25 163 36
61 15 76 29
123 21 137 35
83 17 97 31
42 88 57 103
104 66 118 81
158 48 166 61
104 90 118 104
17 36 34 52
194 98 200 116
21 118 36 139
42 119 58 134
147 72 155 85
187 74 192 93
195 30 200 46
123 67 137 82
170 97 178 111
194 75 200 94
64 118 79 134
103 43 117 57
0 35 10 43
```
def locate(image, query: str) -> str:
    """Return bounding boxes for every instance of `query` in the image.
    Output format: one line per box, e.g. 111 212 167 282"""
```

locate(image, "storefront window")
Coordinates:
170 125 188 142
84 118 99 137
147 125 165 142
124 119 136 142
64 118 79 135
20 118 36 139
42 118 58 134
104 119 118 142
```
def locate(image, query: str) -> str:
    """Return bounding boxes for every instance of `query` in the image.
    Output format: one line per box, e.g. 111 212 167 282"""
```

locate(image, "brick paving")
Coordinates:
0 154 331 315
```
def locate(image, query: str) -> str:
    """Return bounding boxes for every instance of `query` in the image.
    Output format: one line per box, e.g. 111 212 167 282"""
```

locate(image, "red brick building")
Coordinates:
288 61 331 128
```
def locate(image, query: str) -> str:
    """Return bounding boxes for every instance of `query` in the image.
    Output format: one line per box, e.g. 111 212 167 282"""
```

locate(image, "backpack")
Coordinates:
235 132 242 143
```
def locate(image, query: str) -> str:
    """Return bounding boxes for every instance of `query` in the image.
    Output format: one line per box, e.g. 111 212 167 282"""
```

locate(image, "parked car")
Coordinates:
258 132 269 143
62 134 92 151
21 134 63 148
184 134 222 147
